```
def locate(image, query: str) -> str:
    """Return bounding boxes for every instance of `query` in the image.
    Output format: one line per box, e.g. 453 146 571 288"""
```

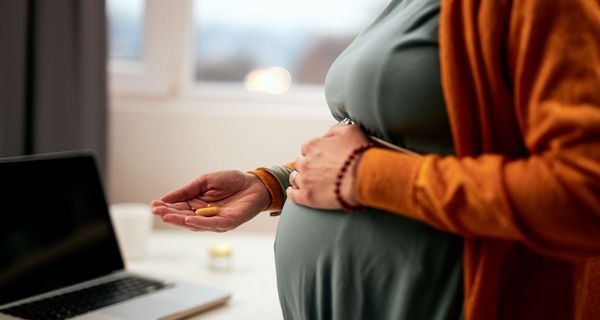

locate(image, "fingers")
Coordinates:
152 199 190 211
329 123 362 135
286 187 300 204
289 171 295 187
151 199 217 217
184 215 236 232
160 176 207 203
300 138 318 156
286 185 339 210
160 214 205 232
151 204 194 217
162 213 235 232
153 198 238 232
324 123 342 137
285 187 322 209
299 135 342 156
295 156 304 172
294 155 313 173
301 125 364 157
289 170 300 189
161 214 210 232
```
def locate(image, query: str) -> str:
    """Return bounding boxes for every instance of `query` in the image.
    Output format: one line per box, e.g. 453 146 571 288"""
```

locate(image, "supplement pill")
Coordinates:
195 206 219 217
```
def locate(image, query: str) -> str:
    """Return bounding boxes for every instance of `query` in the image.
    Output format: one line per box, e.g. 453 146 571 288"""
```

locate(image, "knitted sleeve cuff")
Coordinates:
248 164 294 215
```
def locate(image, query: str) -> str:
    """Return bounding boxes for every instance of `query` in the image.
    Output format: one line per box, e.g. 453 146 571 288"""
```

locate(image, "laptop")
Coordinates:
0 151 230 319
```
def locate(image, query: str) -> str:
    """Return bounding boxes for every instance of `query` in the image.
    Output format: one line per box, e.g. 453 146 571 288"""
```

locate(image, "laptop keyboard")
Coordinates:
0 275 169 320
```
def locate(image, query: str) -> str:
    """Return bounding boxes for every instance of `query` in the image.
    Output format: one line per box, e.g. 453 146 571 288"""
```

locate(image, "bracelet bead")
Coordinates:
334 143 372 212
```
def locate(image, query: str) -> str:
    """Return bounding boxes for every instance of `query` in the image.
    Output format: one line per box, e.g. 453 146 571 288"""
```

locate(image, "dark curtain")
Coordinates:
0 0 107 176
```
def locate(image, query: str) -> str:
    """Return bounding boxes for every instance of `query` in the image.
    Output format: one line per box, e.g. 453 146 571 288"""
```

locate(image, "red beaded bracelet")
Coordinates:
334 143 373 212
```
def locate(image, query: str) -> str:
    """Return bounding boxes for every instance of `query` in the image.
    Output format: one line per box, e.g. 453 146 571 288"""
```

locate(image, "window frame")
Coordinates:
109 0 187 96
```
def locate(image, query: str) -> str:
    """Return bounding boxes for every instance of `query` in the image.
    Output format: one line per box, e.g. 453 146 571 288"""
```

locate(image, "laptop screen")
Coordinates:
0 153 124 305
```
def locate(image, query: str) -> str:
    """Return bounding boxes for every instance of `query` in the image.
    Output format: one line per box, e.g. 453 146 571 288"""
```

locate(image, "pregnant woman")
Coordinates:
152 0 600 319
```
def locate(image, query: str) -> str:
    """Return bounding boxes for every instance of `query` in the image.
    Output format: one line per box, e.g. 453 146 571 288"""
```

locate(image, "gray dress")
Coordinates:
273 0 463 319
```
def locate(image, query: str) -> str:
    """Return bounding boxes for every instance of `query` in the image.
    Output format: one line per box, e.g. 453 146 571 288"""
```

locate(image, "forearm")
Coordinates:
356 145 600 260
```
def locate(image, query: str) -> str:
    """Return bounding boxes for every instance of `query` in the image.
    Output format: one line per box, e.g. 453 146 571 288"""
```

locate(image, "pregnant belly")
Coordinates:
274 201 463 320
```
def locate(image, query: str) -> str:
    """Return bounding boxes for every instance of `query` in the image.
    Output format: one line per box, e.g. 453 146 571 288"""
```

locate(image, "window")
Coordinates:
107 0 145 61
107 0 388 97
193 0 386 94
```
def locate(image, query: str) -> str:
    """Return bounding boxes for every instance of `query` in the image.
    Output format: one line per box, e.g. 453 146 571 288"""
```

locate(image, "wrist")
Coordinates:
335 143 372 212
245 172 272 212
246 170 282 213
342 153 364 206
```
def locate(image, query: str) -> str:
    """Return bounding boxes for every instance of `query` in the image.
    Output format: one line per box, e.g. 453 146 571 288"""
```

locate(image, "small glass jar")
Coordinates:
208 242 232 272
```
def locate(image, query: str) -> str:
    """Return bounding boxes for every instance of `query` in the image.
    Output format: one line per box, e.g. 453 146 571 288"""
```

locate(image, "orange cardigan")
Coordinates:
252 0 600 318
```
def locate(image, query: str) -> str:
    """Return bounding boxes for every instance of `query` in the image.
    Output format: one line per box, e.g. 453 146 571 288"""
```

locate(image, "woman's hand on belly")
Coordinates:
151 170 271 232
287 124 370 210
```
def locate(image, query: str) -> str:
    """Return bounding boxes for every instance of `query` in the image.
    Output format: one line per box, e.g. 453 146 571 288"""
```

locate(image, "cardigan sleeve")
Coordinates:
355 0 600 260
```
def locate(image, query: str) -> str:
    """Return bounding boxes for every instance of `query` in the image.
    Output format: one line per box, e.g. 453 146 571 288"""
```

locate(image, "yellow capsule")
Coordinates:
195 206 219 217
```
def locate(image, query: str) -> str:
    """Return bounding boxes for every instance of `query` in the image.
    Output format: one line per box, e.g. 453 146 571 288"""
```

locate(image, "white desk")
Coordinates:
125 230 282 319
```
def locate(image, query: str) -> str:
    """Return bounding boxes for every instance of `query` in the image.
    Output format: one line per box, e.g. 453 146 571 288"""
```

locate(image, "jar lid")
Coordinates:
209 243 232 257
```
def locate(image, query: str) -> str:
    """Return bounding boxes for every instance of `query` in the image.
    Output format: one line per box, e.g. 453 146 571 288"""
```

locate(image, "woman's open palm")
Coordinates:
151 170 271 232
